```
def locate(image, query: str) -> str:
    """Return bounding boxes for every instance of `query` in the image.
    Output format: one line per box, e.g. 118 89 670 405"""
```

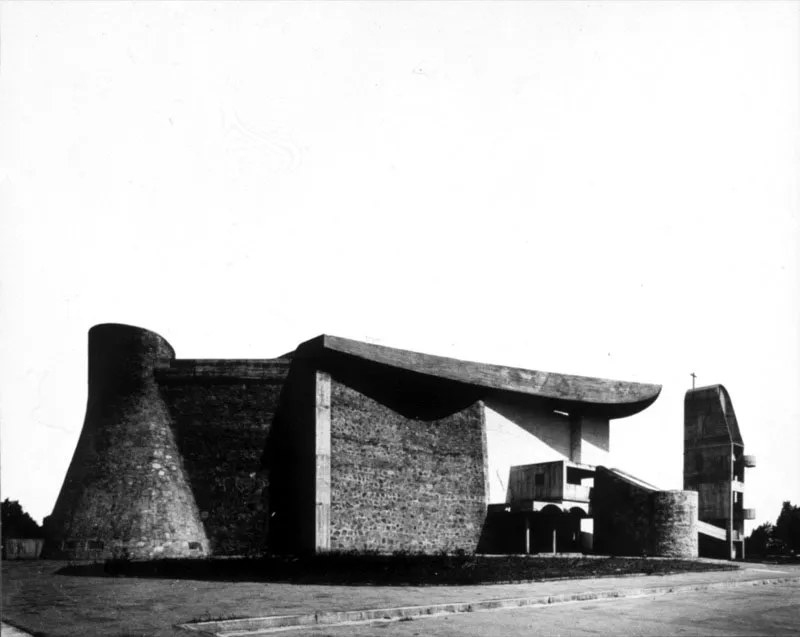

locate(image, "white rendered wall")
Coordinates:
577 416 610 467
484 399 612 504
483 398 571 504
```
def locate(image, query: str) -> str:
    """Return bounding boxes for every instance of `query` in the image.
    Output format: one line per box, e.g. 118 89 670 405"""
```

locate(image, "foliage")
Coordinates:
1 499 43 539
61 553 736 585
746 501 800 556
745 522 773 556
774 501 800 553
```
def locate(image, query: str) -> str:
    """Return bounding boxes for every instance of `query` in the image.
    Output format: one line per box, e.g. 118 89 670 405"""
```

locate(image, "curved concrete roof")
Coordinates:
297 335 662 419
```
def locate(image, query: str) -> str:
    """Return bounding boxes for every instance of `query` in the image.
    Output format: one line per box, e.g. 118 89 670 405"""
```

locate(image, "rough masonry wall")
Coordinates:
262 359 319 554
159 369 287 555
329 380 488 553
592 467 653 556
592 468 699 558
651 491 698 558
44 325 210 560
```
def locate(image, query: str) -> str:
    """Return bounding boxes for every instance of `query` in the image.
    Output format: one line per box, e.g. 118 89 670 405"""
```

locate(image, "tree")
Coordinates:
1 499 43 539
773 501 800 554
745 521 773 556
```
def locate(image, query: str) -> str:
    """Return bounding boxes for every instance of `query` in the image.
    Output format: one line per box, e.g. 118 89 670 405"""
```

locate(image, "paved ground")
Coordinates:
293 581 800 637
2 560 799 636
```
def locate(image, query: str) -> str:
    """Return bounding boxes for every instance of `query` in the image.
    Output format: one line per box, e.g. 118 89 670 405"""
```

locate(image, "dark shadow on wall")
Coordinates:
320 351 484 420
477 505 585 555
161 380 284 556
581 419 609 455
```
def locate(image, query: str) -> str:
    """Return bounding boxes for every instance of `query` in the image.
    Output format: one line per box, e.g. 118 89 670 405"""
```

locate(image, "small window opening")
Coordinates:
534 474 545 486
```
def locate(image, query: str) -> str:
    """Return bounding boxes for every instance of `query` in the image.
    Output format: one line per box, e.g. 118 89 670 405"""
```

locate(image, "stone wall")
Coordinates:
592 467 653 556
45 325 290 559
262 359 319 554
328 380 488 553
159 362 288 555
45 324 210 560
651 491 698 558
592 467 699 558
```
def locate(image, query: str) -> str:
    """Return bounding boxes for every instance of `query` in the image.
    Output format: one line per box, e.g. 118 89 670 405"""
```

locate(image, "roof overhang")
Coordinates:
293 335 661 420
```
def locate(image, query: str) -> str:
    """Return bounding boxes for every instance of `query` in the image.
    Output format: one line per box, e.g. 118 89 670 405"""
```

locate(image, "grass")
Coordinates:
55 551 738 586
1 556 746 637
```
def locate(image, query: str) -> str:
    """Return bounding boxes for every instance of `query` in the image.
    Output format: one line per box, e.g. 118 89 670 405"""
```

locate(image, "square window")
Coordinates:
534 474 545 486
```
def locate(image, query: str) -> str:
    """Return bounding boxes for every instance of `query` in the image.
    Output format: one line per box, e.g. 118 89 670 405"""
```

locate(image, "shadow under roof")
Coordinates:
294 334 662 419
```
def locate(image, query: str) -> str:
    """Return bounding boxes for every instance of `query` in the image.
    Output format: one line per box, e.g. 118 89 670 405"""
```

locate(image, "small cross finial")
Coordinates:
690 372 697 390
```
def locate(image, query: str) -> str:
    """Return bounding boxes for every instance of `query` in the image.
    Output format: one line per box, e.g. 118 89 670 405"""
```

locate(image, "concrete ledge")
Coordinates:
177 575 800 636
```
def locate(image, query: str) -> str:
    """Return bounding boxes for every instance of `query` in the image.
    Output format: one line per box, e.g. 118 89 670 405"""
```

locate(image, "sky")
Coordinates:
1 1 798 534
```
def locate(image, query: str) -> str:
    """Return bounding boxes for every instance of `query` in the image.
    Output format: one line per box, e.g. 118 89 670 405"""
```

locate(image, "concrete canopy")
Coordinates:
291 334 662 420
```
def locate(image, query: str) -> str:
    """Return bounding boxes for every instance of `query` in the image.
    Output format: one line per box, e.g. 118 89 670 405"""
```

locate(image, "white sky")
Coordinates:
1 2 798 534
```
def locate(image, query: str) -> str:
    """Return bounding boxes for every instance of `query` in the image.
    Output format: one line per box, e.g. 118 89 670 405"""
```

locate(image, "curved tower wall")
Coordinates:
650 490 699 558
45 324 210 559
592 468 699 558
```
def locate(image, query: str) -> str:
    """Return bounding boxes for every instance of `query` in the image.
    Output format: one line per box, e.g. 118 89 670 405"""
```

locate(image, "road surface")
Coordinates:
296 581 800 637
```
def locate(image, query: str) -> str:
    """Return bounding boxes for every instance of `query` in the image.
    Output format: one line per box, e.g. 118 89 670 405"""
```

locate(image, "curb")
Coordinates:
178 575 800 636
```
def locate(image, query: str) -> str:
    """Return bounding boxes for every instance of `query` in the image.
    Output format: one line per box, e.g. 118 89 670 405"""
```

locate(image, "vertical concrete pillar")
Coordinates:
569 415 582 464
728 443 735 560
524 516 530 555
314 371 331 552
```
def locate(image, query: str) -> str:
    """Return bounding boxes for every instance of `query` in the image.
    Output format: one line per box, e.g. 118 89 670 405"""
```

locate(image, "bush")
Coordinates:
774 502 800 554
746 501 800 557
1 499 43 539
61 554 736 586
746 522 773 556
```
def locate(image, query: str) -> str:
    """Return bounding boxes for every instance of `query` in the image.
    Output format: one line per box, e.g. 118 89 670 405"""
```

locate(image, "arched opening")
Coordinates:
562 507 586 553
529 504 563 554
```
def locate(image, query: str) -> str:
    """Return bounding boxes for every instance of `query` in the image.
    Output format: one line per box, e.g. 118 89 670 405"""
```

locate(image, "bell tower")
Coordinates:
684 384 755 559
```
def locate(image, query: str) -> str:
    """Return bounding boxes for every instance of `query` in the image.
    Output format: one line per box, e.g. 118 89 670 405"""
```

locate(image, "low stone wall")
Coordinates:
3 539 44 560
592 467 698 558
592 467 652 556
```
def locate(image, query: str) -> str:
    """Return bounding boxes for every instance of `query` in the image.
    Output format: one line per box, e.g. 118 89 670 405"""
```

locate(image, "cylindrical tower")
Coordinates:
44 324 210 559
650 490 698 558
